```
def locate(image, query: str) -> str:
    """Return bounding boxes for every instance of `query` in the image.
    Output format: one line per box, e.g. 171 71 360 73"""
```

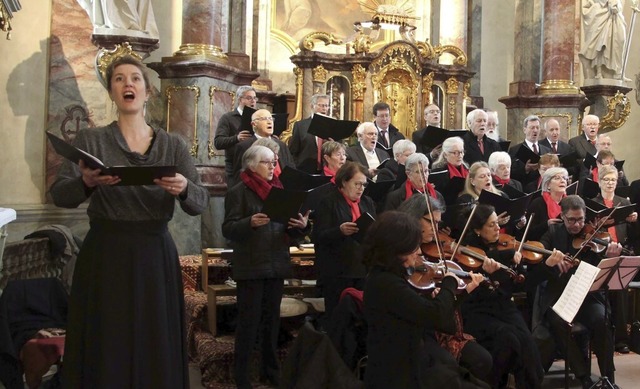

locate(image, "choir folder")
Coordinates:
47 132 176 186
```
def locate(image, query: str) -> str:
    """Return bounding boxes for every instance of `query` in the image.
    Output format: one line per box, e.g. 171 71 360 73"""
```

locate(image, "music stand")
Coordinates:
588 256 640 389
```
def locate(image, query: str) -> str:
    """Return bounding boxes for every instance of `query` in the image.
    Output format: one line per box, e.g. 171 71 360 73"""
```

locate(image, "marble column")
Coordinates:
175 0 227 61
538 0 579 94
439 0 467 60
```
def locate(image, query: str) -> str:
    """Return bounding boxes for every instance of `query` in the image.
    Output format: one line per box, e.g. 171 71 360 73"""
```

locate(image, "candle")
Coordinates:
329 84 333 118
339 93 345 120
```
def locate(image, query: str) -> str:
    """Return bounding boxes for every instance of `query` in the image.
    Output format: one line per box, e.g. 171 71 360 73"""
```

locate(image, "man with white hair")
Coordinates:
568 114 599 159
486 110 506 142
462 109 501 165
346 122 388 177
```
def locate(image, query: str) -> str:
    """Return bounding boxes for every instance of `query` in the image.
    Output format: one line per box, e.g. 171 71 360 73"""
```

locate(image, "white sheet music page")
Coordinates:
551 261 600 323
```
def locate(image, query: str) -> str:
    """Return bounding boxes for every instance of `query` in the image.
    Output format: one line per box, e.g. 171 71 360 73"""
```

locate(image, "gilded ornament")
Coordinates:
433 45 467 66
352 64 367 100
96 42 142 89
445 77 459 94
422 72 434 93
463 82 470 100
600 91 631 131
165 85 200 157
312 65 328 83
298 32 343 52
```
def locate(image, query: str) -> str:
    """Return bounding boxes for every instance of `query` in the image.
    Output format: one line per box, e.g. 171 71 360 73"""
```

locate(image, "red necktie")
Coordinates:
316 137 324 170
532 143 538 154
551 142 557 153
478 139 484 154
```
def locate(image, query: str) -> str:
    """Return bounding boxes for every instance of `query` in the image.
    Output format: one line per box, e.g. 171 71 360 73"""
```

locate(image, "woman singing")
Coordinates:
50 55 209 388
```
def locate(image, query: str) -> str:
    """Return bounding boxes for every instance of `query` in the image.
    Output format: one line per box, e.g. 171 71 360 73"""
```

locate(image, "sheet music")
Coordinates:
551 261 600 323
590 256 640 291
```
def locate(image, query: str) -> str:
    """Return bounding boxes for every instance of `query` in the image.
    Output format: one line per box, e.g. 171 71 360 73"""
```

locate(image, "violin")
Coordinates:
495 233 546 264
406 256 497 291
422 233 526 284
572 225 634 255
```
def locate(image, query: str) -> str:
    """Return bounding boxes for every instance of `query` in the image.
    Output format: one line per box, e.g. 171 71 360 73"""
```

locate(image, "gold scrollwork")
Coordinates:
95 42 142 89
445 77 459 94
312 65 328 83
422 72 434 97
166 85 200 157
415 41 436 60
298 32 344 52
447 97 457 128
352 64 367 101
600 91 631 131
433 45 467 66
370 42 420 71
463 82 471 101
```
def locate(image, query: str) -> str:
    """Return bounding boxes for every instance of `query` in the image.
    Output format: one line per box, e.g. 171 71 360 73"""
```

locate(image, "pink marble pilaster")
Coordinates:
541 0 575 82
182 0 222 46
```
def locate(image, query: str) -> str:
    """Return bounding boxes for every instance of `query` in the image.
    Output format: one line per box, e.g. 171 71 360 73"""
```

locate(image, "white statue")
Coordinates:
77 0 159 39
579 0 627 79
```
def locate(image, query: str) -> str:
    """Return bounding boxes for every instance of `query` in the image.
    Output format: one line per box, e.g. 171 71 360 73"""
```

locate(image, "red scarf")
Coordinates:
273 160 282 178
447 163 468 178
240 169 283 201
603 198 619 243
493 175 510 186
323 165 337 184
591 167 599 183
339 189 361 222
405 180 437 200
542 191 564 219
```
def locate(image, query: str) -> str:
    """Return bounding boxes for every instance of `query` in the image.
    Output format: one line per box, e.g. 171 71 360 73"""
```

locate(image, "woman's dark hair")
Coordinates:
397 194 445 219
463 203 496 231
362 211 421 274
335 161 368 189
105 55 152 94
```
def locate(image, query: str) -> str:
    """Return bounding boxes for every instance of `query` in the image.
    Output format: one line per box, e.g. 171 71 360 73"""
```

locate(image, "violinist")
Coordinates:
538 195 622 388
384 153 445 211
362 211 489 389
460 204 545 389
526 167 569 241
397 195 494 385
592 165 638 354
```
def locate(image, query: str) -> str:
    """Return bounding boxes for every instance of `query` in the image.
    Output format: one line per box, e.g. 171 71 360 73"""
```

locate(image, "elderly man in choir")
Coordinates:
372 102 405 148
509 115 551 187
412 103 443 157
376 139 416 184
486 110 506 142
540 119 573 155
289 93 331 173
346 122 389 178
462 109 501 165
569 114 600 159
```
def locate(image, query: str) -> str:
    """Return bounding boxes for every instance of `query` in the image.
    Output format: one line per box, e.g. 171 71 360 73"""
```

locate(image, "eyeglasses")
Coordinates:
259 160 277 167
353 181 369 189
551 175 569 181
363 132 378 138
563 215 585 225
315 103 330 108
602 177 618 183
331 152 347 158
376 114 391 119
447 150 464 156
410 169 429 175
254 116 273 122
242 95 258 101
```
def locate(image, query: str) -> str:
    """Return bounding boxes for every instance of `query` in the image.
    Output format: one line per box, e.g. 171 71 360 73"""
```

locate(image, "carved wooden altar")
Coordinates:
282 34 474 143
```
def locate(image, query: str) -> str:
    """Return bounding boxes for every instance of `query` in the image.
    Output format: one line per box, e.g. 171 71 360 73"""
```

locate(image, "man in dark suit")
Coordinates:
540 118 574 155
372 102 405 148
412 103 443 158
288 94 330 174
346 122 388 178
232 109 294 182
568 114 599 159
462 108 501 165
508 115 551 187
214 85 257 188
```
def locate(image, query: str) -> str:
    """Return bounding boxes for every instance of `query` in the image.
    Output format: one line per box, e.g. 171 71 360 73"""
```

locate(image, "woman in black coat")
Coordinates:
222 145 310 389
312 161 376 319
526 167 569 241
363 211 487 389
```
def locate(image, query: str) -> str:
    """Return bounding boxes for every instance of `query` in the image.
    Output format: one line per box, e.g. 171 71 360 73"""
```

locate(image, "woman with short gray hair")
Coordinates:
488 151 523 192
526 167 570 240
384 153 444 211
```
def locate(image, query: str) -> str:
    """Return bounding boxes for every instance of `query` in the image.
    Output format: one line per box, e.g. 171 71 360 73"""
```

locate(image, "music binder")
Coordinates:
272 113 290 137
363 179 395 202
307 114 359 140
240 106 257 134
376 158 391 171
477 189 534 221
352 212 376 243
558 151 579 169
375 143 394 159
47 132 177 186
261 187 309 224
583 198 636 225
279 166 331 191
565 181 579 196
419 126 468 149
514 144 541 164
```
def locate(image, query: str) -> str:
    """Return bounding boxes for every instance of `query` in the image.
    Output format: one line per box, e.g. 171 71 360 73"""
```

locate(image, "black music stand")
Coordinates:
588 256 640 389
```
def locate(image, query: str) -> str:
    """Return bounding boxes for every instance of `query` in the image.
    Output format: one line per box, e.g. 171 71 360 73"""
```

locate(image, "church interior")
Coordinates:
3 0 640 388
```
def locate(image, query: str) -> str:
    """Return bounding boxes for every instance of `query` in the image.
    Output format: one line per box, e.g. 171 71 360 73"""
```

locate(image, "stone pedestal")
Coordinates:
581 82 633 133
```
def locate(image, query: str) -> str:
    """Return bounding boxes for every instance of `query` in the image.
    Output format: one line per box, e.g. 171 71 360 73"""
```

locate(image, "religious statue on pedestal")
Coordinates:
77 0 159 40
579 0 627 80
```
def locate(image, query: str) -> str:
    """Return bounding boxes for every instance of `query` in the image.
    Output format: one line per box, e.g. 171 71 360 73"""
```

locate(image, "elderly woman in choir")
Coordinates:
488 151 523 192
384 153 444 211
377 139 416 183
321 140 347 182
526 167 570 241
222 145 310 388
312 161 377 319
524 153 560 193
430 137 469 200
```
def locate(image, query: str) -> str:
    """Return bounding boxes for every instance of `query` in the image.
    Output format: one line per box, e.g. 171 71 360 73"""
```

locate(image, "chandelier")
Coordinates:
356 1 418 41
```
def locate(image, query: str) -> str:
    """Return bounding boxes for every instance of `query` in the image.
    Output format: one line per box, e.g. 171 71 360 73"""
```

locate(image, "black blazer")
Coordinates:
462 131 501 165
526 196 556 241
375 123 405 148
213 110 242 177
568 134 596 160
539 138 574 155
232 136 295 182
508 142 551 186
346 145 389 177
312 187 376 279
288 117 320 174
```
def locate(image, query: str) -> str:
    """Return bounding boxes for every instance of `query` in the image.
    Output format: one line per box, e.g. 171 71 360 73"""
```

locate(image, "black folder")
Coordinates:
431 175 465 205
301 182 334 214
499 184 541 202
352 212 376 243
273 113 290 137
584 198 636 225
47 132 176 185
240 106 257 134
499 141 511 152
514 144 541 164
582 178 600 199
394 164 407 189
308 114 359 140
363 179 395 202
376 158 391 170
420 126 467 149
261 187 308 224
559 152 579 169
615 185 631 199
566 180 579 196
477 189 534 221
583 153 597 170
375 143 394 159
279 166 331 191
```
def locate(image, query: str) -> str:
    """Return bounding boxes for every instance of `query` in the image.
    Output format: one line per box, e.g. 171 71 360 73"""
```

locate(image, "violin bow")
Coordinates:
517 212 535 254
418 161 446 267
571 205 618 261
451 202 478 263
